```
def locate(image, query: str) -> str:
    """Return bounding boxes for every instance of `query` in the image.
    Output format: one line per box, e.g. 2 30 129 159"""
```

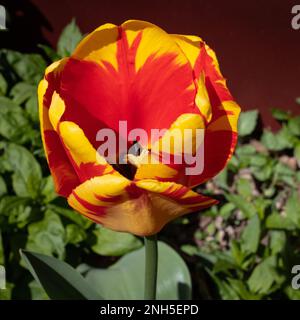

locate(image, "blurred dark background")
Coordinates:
1 0 300 129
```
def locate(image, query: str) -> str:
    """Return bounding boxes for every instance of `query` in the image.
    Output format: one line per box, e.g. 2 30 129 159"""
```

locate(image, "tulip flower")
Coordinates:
38 20 240 238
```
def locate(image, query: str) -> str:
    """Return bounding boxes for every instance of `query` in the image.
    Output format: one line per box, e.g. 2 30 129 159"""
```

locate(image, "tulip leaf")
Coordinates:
238 110 258 137
20 250 102 300
81 241 192 300
4 144 42 198
57 19 83 57
91 226 142 256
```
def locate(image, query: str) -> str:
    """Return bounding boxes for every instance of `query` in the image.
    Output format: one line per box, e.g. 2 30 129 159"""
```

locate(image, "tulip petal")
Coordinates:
38 70 80 197
58 121 118 182
173 35 241 187
68 175 217 236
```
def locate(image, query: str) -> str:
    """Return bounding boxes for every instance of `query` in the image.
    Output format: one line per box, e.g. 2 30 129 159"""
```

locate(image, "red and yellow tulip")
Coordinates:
38 20 240 236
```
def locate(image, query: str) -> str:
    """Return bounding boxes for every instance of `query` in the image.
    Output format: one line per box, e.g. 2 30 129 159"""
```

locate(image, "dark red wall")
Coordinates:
2 0 300 129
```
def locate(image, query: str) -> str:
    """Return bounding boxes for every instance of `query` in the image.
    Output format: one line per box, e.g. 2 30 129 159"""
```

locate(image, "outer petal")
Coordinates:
38 61 80 197
173 34 241 187
68 175 217 236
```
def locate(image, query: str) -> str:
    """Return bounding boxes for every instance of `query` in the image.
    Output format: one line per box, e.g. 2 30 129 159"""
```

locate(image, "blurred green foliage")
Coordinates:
182 107 300 300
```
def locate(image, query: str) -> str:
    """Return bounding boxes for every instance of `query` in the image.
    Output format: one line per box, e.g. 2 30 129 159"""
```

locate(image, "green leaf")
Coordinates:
0 97 32 142
40 176 57 203
29 280 49 300
4 50 46 84
66 224 86 245
270 231 286 255
288 116 300 136
248 256 281 295
238 110 258 137
0 196 33 228
91 226 142 256
5 144 42 198
271 108 291 121
0 73 7 95
266 211 297 230
57 19 83 57
285 191 300 227
26 210 65 259
25 95 39 123
82 241 192 300
236 178 252 199
225 193 256 218
9 82 35 105
294 143 300 167
38 44 60 61
20 250 102 300
240 214 260 255
47 204 92 229
261 129 293 151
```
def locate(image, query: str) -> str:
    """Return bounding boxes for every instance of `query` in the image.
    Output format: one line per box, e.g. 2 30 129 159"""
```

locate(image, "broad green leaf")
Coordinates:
82 241 192 300
271 108 291 121
0 196 32 228
29 280 49 300
66 224 86 245
20 250 102 300
91 226 142 256
288 116 300 136
47 204 92 229
238 110 258 137
261 127 294 151
248 256 283 295
4 50 46 84
285 191 300 227
240 214 260 255
0 97 32 142
225 193 256 218
9 82 35 105
219 203 235 220
26 210 65 259
270 231 286 255
236 178 252 199
205 269 239 300
25 95 39 123
57 19 83 57
266 211 297 230
5 144 42 198
251 164 273 182
227 278 261 300
40 176 57 203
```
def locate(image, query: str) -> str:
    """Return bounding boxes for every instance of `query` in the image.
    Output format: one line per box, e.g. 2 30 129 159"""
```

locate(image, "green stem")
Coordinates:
144 234 158 300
